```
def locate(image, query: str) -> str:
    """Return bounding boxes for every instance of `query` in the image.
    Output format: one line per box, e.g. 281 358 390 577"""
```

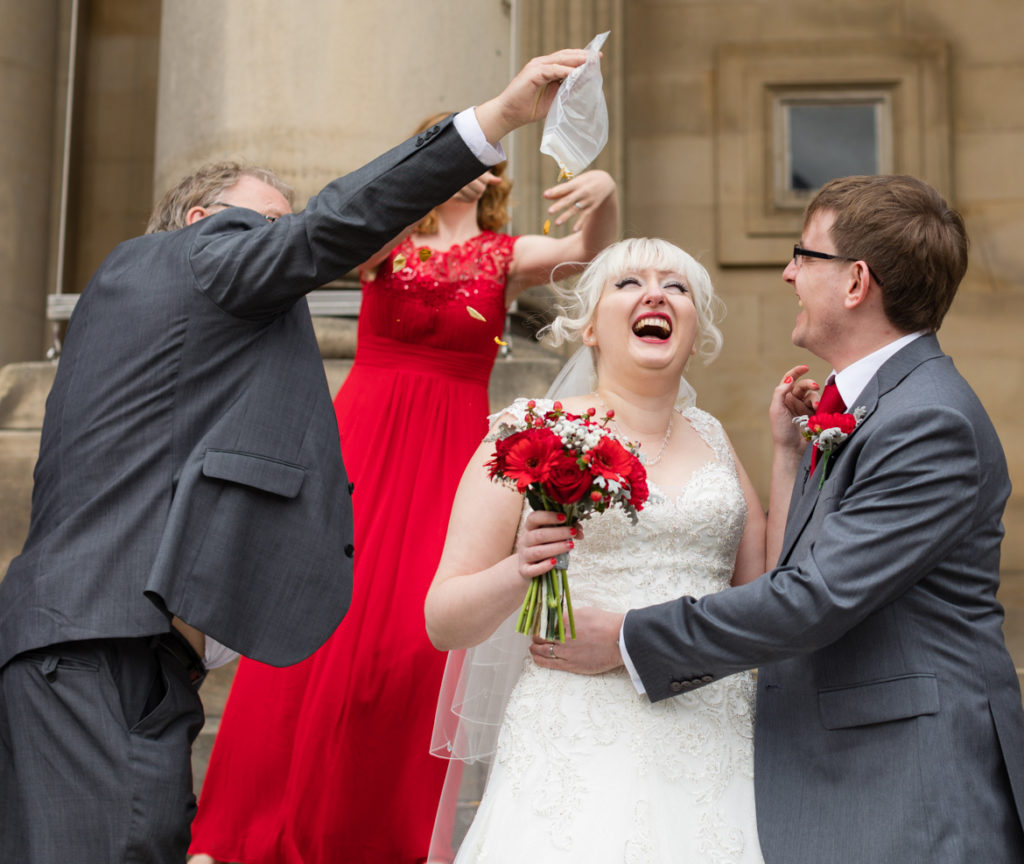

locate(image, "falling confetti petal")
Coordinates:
392 253 407 273
543 219 551 235
418 248 433 262
467 306 487 322
494 336 508 346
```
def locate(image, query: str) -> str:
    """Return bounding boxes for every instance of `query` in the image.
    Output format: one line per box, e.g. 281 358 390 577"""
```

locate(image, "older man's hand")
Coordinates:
474 48 589 144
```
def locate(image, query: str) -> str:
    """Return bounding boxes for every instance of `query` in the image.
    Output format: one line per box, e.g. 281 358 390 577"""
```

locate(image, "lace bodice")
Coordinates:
455 398 762 863
357 231 517 355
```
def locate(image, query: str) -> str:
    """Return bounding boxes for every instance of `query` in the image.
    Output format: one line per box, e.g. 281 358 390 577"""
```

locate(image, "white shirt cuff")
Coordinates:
453 108 506 166
203 636 240 669
619 616 646 695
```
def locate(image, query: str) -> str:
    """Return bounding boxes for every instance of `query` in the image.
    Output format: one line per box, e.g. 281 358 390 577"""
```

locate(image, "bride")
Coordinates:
424 237 811 862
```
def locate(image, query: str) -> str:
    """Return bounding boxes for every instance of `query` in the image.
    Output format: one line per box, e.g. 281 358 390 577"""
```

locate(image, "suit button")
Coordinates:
415 135 425 146
669 681 684 693
347 481 355 494
344 543 354 558
701 675 713 683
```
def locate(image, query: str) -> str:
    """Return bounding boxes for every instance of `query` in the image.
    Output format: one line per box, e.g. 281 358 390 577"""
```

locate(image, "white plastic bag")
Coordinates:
539 31 610 179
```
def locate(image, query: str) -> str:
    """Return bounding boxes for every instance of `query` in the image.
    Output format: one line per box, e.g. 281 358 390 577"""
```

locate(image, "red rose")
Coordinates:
545 452 595 504
589 436 635 481
808 412 857 435
497 428 560 492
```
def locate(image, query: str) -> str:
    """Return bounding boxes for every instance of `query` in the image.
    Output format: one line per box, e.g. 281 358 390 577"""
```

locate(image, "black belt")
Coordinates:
156 628 207 688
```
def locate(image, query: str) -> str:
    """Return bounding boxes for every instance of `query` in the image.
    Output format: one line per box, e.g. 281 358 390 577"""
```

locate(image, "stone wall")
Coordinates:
0 363 56 574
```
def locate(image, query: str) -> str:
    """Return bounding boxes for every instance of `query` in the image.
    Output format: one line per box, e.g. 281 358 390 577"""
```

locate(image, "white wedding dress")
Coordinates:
452 400 764 863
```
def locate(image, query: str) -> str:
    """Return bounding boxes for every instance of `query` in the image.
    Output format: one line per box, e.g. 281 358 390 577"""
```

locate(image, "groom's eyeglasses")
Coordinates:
792 245 884 286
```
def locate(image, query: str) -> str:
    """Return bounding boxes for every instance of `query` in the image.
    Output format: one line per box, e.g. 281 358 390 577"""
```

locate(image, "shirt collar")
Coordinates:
831 332 927 408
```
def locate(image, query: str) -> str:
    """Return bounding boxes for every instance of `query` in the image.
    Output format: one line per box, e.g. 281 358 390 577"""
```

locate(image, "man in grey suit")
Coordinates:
535 175 1024 861
0 48 590 863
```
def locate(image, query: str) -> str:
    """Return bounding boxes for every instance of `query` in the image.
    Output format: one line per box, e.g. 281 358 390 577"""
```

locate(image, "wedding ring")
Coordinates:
548 643 557 659
574 201 584 210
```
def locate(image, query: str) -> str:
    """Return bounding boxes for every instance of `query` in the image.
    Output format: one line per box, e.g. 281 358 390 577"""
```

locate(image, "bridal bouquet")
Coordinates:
485 400 649 641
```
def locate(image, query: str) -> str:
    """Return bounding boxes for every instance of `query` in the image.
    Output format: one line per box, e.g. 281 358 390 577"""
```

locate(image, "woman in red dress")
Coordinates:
189 112 618 864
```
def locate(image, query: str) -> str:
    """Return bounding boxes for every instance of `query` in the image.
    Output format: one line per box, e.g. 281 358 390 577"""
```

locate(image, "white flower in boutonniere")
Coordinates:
793 406 867 489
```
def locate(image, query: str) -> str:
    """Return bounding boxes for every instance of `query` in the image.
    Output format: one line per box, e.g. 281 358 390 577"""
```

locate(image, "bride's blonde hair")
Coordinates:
540 237 724 364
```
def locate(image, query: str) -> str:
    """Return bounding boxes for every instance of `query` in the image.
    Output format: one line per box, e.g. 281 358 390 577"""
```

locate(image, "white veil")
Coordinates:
426 345 698 860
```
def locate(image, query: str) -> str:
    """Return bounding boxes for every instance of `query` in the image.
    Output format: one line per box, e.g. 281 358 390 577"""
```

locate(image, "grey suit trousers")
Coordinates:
0 637 205 863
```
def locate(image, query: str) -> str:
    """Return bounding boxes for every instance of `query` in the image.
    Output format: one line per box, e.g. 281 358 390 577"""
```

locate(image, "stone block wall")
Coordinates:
0 362 56 574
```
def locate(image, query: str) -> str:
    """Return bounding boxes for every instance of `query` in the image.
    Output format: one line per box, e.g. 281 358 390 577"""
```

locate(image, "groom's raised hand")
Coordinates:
529 606 625 674
769 363 817 452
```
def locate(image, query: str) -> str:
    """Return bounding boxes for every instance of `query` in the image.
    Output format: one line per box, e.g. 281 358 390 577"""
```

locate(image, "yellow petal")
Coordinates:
543 219 551 235
558 166 574 181
418 248 432 262
467 306 487 322
494 336 508 346
392 253 407 272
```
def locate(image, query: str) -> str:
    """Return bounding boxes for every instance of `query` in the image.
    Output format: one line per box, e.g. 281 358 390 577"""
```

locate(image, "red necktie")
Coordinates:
809 379 846 473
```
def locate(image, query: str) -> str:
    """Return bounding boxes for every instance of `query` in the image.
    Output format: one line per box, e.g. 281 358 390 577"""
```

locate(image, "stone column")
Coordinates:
0 0 60 367
153 0 512 205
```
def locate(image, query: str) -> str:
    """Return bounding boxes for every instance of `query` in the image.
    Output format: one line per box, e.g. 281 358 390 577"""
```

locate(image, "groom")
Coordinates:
538 175 1024 861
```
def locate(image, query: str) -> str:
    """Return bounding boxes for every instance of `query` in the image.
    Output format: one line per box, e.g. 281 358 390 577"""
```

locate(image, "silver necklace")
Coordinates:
593 392 673 466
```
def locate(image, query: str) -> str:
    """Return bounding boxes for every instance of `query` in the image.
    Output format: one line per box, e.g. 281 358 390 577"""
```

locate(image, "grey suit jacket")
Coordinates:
625 334 1024 862
0 116 485 668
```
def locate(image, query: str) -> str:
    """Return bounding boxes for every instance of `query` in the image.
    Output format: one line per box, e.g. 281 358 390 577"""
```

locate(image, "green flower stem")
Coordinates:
517 577 538 634
561 568 576 639
555 572 567 642
515 565 576 642
545 572 558 641
817 450 831 490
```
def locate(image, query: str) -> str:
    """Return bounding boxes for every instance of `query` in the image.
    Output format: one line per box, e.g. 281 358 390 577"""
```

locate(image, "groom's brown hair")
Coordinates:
806 174 968 333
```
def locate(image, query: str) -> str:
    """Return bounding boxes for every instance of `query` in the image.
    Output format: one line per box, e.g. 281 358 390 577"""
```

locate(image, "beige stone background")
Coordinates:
1 0 1022 791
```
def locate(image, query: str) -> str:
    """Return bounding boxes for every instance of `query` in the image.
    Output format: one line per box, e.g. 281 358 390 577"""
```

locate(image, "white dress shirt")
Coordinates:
453 108 507 166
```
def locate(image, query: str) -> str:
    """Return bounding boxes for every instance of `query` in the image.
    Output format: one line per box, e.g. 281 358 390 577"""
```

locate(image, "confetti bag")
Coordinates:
539 31 610 179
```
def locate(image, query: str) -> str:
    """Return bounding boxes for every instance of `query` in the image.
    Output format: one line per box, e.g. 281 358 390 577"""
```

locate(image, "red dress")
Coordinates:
189 232 517 863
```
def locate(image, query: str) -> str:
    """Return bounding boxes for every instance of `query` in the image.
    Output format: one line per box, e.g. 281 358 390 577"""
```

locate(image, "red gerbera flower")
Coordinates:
495 427 560 492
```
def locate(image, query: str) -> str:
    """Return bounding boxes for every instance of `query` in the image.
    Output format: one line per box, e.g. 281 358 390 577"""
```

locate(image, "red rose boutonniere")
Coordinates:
486 399 648 641
793 406 867 489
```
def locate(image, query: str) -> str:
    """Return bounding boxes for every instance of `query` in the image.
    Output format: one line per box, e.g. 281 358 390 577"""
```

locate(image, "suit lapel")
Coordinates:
776 334 945 565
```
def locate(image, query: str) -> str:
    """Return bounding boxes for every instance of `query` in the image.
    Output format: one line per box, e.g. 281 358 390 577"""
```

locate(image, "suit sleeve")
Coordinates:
625 401 983 702
187 115 485 319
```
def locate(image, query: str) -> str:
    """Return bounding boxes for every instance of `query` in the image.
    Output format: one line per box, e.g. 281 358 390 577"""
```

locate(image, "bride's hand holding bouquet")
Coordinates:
486 398 649 641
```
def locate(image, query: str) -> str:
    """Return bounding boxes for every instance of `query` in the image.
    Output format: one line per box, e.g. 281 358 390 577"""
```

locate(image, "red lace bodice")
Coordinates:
356 231 518 357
